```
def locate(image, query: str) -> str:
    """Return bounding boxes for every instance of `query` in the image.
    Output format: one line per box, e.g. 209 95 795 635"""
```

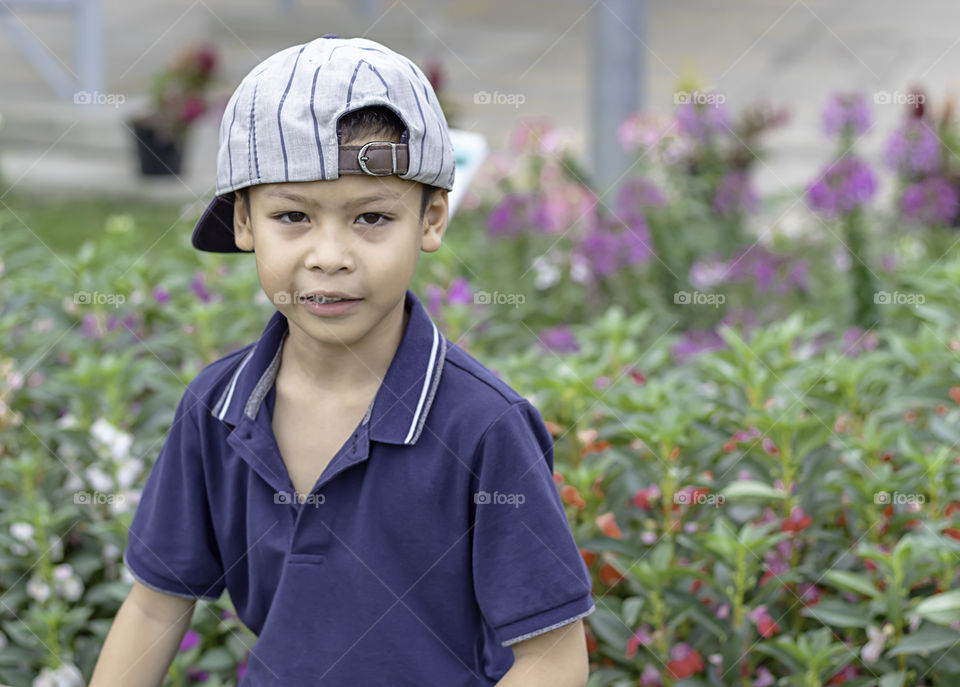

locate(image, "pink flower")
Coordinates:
179 629 200 652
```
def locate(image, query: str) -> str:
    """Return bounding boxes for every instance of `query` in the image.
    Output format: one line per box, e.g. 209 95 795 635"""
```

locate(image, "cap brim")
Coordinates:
191 194 250 253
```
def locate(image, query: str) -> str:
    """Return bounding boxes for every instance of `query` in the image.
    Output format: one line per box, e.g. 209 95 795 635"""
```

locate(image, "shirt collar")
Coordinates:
210 288 447 446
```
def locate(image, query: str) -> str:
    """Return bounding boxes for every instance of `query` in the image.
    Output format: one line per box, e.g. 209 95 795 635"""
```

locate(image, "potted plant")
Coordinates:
129 42 218 176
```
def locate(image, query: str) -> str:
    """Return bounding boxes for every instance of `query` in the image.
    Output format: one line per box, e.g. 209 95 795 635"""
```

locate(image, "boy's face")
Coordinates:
232 155 448 354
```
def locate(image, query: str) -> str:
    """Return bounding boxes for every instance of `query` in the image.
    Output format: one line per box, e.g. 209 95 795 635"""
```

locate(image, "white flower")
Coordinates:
54 573 83 602
90 418 133 462
689 257 729 290
32 663 83 687
55 413 77 430
832 245 851 271
11 522 34 542
84 466 113 493
103 543 120 560
569 257 591 284
531 255 560 290
52 564 73 583
10 543 27 556
130 289 145 305
115 458 142 490
26 574 51 603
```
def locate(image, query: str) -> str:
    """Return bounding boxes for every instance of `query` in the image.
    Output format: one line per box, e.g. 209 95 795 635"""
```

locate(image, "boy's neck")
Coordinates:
276 302 410 401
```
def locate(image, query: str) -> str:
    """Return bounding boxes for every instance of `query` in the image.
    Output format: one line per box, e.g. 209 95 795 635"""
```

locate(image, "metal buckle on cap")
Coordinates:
357 141 397 176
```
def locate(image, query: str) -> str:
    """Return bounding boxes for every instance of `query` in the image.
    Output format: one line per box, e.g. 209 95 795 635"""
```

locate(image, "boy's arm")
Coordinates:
495 620 589 687
89 581 197 687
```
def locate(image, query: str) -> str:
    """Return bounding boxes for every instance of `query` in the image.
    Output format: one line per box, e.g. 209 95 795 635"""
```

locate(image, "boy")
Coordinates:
91 35 594 686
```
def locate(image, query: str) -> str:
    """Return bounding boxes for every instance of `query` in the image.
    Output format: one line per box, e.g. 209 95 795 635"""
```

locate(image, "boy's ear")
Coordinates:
233 191 254 251
420 188 449 253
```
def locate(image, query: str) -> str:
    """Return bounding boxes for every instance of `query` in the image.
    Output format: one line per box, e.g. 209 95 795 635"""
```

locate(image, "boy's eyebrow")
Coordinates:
262 189 402 206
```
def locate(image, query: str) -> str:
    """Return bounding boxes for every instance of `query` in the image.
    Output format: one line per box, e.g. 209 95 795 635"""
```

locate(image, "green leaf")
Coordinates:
878 672 907 687
720 480 788 501
916 590 960 626
621 597 644 627
886 624 960 656
800 599 872 628
820 570 881 600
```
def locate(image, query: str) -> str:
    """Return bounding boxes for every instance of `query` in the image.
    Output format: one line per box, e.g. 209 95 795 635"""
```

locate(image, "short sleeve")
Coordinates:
472 401 595 647
123 391 225 602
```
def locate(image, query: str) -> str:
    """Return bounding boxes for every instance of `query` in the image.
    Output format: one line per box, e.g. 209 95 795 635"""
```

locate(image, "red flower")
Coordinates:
598 562 624 586
666 643 704 679
781 505 812 534
596 512 623 539
580 548 597 567
950 386 960 404
633 485 660 510
561 484 586 509
181 96 207 123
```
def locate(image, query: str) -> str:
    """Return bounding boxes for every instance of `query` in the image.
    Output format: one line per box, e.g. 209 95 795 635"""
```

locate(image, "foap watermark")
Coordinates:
874 291 925 307
874 491 925 506
74 90 126 108
673 90 726 107
474 490 525 508
74 491 125 506
474 290 525 308
275 490 326 507
473 90 526 109
74 291 126 307
873 90 925 107
674 490 725 508
674 290 725 308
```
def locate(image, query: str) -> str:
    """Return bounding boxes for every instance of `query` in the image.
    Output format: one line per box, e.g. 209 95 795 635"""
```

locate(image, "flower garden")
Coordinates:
4 85 960 686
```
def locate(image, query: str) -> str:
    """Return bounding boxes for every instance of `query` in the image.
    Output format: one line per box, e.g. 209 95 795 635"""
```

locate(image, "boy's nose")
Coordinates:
303 225 358 272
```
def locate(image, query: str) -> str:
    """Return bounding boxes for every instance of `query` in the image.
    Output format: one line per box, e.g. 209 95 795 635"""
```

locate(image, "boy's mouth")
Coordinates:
300 291 363 305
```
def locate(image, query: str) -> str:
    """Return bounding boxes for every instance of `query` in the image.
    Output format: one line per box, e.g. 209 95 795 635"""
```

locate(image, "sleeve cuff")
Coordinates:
497 594 596 647
122 548 223 602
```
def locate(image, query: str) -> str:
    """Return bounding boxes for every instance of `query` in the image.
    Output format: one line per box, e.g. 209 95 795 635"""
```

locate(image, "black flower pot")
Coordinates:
130 120 184 176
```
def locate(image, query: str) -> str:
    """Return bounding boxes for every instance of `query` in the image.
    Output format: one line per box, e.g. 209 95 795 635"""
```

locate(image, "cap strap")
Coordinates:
338 141 410 177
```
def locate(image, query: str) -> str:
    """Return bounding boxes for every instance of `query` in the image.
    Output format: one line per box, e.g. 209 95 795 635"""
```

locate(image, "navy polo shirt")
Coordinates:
123 288 595 685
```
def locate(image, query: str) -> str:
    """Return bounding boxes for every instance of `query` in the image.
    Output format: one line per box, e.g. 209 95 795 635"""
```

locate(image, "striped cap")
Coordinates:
191 35 456 253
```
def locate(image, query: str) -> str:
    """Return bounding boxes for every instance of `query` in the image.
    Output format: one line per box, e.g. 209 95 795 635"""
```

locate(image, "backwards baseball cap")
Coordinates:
191 35 456 253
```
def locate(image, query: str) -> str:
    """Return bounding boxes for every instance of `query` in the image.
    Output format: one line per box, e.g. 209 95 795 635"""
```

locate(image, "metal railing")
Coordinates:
0 0 103 100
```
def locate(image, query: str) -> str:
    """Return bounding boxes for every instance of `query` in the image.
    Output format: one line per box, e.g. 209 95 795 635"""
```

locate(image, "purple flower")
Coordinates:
487 192 538 238
81 314 103 340
806 155 877 217
575 226 622 278
672 328 727 363
676 100 730 142
191 272 211 303
237 656 248 679
446 277 472 306
153 286 170 304
753 666 776 687
712 171 758 218
620 217 653 265
187 668 209 683
179 629 200 652
900 175 959 226
425 284 445 319
821 91 871 137
539 325 579 353
640 664 662 686
106 315 121 332
842 326 879 356
883 118 940 176
617 177 667 218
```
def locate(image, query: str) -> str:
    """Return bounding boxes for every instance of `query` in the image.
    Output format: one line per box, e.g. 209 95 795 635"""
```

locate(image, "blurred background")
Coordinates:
7 3 960 686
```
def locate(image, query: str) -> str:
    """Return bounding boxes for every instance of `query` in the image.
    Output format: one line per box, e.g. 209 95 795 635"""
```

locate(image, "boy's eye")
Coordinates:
357 212 389 226
274 211 307 223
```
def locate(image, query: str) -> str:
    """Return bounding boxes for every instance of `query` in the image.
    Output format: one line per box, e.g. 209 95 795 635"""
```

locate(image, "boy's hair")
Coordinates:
238 106 441 222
